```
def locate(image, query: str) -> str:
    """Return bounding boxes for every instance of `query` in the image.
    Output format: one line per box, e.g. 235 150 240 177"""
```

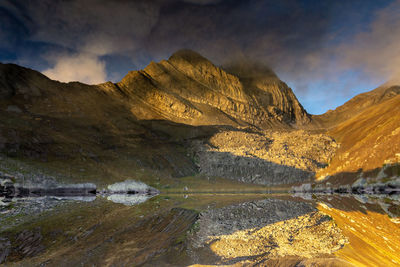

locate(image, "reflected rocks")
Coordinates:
0 174 97 200
207 212 347 262
0 179 160 263
105 180 159 206
192 199 315 248
2 192 399 266
107 179 160 196
190 198 348 265
0 237 11 264
0 178 159 231
316 197 400 267
0 228 44 264
0 178 159 207
14 228 45 258
292 177 400 195
0 174 14 200
106 194 153 206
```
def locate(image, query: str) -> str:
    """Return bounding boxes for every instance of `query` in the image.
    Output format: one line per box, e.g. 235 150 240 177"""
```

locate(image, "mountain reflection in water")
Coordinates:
0 193 399 266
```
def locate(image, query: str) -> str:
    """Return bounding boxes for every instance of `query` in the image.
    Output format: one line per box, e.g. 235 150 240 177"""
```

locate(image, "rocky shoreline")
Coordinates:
1 174 159 200
292 168 400 195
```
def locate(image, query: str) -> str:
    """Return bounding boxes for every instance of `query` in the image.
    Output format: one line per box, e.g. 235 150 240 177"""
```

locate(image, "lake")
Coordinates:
1 191 399 266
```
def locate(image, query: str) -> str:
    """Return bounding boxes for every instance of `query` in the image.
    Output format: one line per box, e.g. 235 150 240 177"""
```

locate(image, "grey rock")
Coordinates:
6 105 22 113
352 178 367 187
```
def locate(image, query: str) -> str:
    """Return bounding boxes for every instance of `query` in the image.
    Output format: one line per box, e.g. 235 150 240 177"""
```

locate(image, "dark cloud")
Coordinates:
0 0 336 82
0 3 29 54
338 0 400 84
3 0 162 54
0 0 397 91
146 0 336 75
0 0 165 82
182 0 223 5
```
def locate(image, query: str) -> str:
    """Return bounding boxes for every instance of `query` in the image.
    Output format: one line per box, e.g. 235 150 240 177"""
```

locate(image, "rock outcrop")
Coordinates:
191 129 338 185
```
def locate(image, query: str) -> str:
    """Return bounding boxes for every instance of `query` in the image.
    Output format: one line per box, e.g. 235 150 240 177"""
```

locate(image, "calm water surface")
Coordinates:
1 192 400 266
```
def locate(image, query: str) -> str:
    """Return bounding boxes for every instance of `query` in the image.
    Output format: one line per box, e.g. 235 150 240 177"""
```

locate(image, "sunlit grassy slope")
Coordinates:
317 94 400 179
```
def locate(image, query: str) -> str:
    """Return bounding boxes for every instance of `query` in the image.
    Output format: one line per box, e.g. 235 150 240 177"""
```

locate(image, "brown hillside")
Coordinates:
317 93 400 179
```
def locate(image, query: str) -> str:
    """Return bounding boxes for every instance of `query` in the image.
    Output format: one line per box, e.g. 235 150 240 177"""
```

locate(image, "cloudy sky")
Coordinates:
1 0 399 114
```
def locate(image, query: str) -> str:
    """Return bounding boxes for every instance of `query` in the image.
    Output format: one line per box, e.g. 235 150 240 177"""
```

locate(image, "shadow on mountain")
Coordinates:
195 150 314 185
1 113 316 186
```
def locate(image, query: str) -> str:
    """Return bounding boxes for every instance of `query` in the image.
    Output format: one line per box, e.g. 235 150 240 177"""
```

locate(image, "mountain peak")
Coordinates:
169 49 208 63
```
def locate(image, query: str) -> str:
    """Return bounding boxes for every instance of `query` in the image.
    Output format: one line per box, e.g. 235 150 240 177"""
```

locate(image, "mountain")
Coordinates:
0 61 201 185
0 49 399 188
1 50 310 131
0 50 314 188
111 49 310 128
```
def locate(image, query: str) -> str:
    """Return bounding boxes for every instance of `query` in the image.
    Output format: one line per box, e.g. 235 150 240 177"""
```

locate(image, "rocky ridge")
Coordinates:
316 93 400 183
114 49 311 128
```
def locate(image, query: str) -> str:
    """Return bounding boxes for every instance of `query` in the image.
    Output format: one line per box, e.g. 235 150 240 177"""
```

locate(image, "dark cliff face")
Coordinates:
222 60 310 126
